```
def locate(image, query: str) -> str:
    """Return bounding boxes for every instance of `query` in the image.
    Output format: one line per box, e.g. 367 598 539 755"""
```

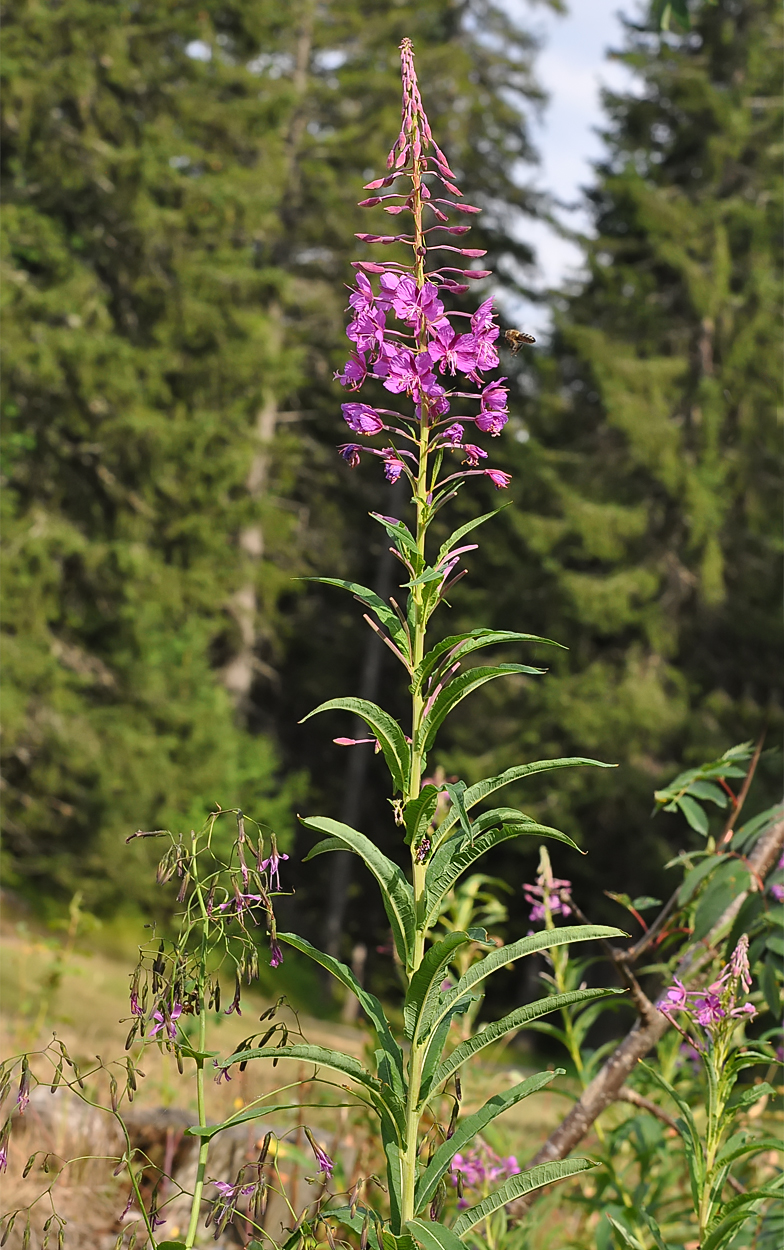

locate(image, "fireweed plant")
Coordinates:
211 39 626 1250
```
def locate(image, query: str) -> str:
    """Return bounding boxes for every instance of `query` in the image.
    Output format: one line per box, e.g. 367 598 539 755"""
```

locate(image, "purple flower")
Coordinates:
130 989 143 1018
335 352 368 389
441 422 464 444
347 308 386 354
16 1065 30 1114
484 469 512 489
390 276 444 329
260 846 290 891
374 344 445 401
729 934 752 993
663 977 689 1011
269 937 284 969
523 875 573 924
471 297 496 334
383 453 406 483
0 1145 7 1175
428 323 479 375
305 1128 334 1177
770 883 784 903
341 403 385 435
462 443 487 467
475 380 509 434
348 273 377 316
149 1002 183 1040
218 892 264 918
150 1211 166 1230
339 444 362 468
694 993 726 1027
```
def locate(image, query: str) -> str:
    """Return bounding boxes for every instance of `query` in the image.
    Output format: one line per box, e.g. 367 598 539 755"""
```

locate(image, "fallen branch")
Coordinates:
508 812 784 1219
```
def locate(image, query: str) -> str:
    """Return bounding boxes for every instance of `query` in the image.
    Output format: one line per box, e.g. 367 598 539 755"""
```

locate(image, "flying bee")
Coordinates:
504 328 536 354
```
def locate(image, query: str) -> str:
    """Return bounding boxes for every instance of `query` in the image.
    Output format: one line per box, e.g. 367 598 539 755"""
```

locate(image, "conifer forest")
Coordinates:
1 1 782 1248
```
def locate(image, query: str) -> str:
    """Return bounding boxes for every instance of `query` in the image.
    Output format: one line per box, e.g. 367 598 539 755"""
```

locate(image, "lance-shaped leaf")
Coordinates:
406 1220 465 1250
436 506 508 563
370 512 421 561
428 987 625 1092
443 781 472 842
416 629 559 692
452 1159 597 1236
301 697 410 794
415 1072 559 1214
403 931 487 1042
420 666 545 753
302 818 416 967
308 577 410 654
278 932 404 1095
425 821 580 927
404 785 440 847
433 757 615 847
218 1043 405 1139
427 926 626 1042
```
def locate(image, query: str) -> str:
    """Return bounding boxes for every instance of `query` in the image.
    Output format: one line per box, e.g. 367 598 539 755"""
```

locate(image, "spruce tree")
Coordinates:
0 0 307 908
439 0 782 907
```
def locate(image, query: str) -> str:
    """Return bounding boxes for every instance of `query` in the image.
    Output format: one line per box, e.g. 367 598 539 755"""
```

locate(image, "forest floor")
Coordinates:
0 900 578 1248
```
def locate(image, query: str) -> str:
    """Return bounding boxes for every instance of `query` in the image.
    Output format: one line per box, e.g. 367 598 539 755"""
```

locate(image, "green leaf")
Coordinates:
452 1158 596 1236
157 1243 188 1250
702 1189 781 1250
420 665 545 752
370 512 420 559
425 822 580 927
677 854 728 906
302 818 416 967
606 1218 645 1250
301 696 410 793
404 932 479 1042
404 785 440 847
443 781 472 842
692 860 751 942
415 629 559 691
686 780 728 807
677 794 710 835
406 1220 465 1250
434 758 614 845
278 932 404 1094
220 1043 405 1137
436 506 507 564
428 926 626 1041
429 988 625 1090
761 956 781 1016
308 577 409 653
415 1072 560 1213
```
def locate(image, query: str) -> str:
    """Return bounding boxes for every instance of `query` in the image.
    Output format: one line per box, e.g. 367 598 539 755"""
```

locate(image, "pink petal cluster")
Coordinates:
523 874 573 924
451 1143 520 1207
332 38 521 496
660 934 757 1040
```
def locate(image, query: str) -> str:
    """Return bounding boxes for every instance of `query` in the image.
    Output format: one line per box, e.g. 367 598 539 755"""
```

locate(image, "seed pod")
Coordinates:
128 1232 137 1250
22 1152 37 1178
1 1212 16 1245
110 1074 118 1112
125 1058 137 1091
50 1061 63 1093
114 1233 124 1250
22 1220 31 1250
176 872 189 902
360 1213 369 1250
42 1153 50 1173
455 1075 462 1102
213 978 221 1012
175 1048 184 1075
257 1131 273 1168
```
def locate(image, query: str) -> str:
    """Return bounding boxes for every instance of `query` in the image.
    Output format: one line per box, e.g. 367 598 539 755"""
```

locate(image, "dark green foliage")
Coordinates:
437 0 782 911
1 0 307 906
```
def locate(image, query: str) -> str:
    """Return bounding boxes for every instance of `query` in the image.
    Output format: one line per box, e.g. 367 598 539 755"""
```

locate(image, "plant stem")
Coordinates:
185 830 211 1250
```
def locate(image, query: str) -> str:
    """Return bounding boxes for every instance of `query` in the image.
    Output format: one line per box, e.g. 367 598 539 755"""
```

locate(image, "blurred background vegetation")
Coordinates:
2 0 781 999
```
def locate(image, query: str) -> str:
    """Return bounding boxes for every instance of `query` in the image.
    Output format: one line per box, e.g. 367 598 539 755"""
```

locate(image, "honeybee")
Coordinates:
504 328 536 353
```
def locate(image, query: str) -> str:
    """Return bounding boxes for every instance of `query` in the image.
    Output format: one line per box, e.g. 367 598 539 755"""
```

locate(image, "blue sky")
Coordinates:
504 0 640 333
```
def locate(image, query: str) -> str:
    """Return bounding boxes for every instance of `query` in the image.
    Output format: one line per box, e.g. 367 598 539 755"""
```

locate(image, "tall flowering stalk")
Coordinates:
222 41 624 1249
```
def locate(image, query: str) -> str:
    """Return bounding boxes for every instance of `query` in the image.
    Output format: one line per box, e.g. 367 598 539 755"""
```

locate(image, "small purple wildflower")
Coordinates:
269 937 284 969
16 1064 30 1115
305 1128 334 1177
484 468 512 490
342 403 386 435
261 845 290 891
148 1003 183 1040
770 882 784 903
694 993 726 1027
523 874 573 924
